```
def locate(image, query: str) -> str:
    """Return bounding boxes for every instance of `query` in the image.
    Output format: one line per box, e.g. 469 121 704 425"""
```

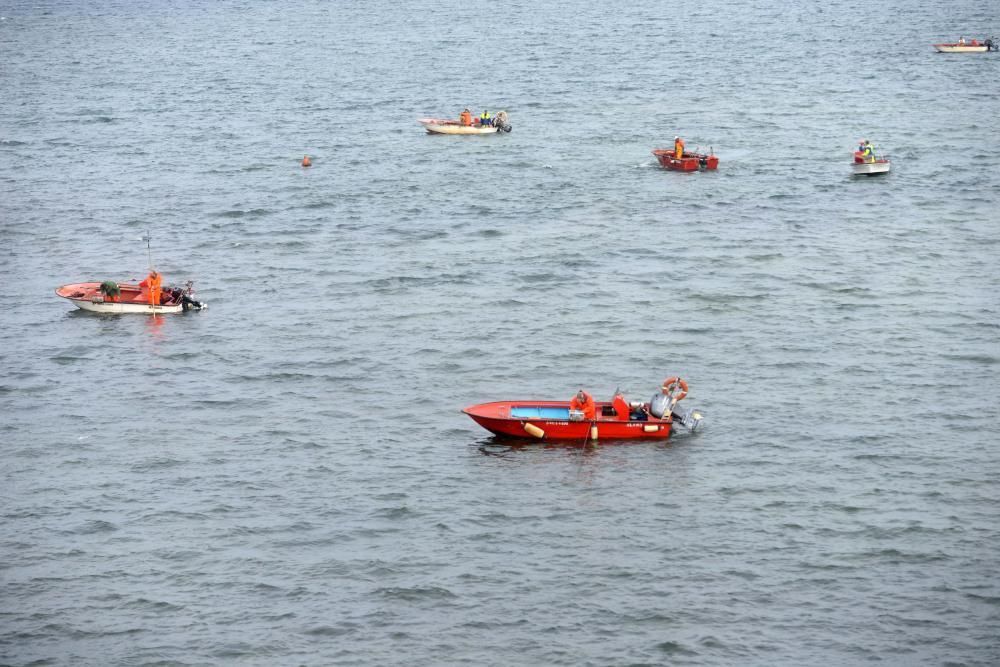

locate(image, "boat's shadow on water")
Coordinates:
65 309 118 319
474 434 692 457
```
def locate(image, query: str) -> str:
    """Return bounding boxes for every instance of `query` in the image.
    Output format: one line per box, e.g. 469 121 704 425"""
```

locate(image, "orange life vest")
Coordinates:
570 392 596 421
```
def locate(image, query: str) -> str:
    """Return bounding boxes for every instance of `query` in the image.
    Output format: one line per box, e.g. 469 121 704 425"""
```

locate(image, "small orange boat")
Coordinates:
653 148 719 172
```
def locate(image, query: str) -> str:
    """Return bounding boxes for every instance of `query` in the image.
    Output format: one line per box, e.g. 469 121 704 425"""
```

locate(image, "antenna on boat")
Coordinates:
143 230 153 270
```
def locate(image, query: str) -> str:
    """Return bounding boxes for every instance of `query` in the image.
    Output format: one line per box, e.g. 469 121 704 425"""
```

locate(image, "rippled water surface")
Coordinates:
2 0 999 664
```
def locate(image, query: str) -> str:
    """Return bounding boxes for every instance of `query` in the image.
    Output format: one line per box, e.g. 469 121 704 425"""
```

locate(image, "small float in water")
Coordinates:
419 110 511 135
56 279 206 314
932 37 996 53
652 148 719 172
463 377 703 442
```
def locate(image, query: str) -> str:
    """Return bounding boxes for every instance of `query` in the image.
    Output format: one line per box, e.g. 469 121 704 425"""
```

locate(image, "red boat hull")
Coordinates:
462 401 672 441
653 149 719 171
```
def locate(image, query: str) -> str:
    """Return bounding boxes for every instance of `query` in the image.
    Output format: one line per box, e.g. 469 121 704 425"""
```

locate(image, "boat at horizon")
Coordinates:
932 37 996 53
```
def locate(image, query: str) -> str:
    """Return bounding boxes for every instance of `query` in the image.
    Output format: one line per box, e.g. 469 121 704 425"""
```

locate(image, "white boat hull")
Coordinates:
418 118 500 135
852 160 891 175
70 299 185 314
933 44 988 53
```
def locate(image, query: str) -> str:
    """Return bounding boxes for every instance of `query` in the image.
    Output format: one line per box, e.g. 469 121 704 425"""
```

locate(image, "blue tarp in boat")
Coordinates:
510 406 570 419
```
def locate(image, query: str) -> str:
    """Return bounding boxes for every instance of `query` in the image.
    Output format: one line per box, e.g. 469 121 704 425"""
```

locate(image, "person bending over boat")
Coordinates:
139 270 163 305
479 110 492 127
570 390 596 421
163 286 205 311
674 136 685 159
460 108 472 126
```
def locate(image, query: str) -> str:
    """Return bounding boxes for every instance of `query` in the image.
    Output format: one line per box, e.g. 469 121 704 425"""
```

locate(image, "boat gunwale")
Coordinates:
55 281 191 313
462 400 672 425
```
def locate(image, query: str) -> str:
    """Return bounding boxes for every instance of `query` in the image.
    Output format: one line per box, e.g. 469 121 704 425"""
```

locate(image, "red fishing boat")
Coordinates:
463 377 703 442
653 148 719 172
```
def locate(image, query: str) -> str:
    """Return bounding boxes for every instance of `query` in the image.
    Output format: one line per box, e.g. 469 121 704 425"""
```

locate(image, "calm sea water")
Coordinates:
2 0 999 664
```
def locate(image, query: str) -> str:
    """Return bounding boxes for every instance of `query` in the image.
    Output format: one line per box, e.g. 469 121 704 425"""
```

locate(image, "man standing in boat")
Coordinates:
862 139 875 163
479 110 492 127
139 269 162 305
674 136 685 159
570 390 596 421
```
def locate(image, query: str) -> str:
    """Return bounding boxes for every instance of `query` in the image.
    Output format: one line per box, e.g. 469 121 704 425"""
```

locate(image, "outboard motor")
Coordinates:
649 377 704 432
494 110 512 133
670 404 704 432
649 392 671 419
166 280 207 311
648 392 704 431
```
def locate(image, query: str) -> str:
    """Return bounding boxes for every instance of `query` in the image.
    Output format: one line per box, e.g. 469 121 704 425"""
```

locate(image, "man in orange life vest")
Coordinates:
139 269 162 305
459 108 472 126
570 389 596 421
674 136 685 159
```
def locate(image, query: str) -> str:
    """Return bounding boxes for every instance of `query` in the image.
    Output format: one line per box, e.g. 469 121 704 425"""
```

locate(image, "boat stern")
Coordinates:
852 160 891 175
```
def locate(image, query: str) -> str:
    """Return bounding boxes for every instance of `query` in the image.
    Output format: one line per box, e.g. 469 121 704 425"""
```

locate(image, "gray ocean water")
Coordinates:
2 0 999 664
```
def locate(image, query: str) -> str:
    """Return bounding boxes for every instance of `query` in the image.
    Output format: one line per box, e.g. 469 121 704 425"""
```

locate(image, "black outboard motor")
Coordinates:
494 110 512 133
165 281 207 311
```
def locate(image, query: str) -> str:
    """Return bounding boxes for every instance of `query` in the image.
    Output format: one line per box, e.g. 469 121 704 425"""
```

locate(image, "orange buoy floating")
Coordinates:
301 155 312 167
